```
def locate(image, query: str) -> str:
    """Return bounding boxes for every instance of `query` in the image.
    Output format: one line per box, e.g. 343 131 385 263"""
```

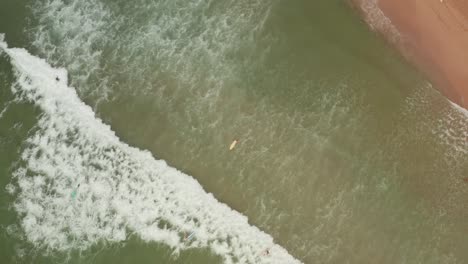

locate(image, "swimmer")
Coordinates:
71 184 80 199
55 76 60 81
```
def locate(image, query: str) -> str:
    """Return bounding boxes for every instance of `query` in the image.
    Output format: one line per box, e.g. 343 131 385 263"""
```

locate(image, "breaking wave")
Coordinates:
0 35 301 264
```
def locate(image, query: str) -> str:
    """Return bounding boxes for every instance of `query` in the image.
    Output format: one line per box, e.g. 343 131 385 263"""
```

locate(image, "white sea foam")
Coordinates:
433 106 468 158
353 0 400 44
0 102 10 120
30 0 273 102
449 101 468 119
29 0 112 99
403 84 468 155
0 38 301 263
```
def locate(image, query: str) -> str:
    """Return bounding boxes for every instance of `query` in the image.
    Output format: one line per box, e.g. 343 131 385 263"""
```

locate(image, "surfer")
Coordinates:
184 231 195 241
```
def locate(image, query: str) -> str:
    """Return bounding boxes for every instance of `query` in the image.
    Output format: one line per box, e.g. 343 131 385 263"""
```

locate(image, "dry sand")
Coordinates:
351 0 468 109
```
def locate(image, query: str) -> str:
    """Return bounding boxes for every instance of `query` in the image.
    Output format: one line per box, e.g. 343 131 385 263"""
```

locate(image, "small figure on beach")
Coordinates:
229 139 238 150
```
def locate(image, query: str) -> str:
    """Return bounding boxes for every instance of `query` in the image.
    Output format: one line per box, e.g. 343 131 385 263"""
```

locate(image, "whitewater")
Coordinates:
0 34 301 264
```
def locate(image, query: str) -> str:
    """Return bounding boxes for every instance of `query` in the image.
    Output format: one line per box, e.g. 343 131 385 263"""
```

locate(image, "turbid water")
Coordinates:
0 0 467 263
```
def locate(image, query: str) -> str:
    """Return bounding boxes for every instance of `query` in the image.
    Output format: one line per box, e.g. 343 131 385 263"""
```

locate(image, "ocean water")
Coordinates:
0 0 467 263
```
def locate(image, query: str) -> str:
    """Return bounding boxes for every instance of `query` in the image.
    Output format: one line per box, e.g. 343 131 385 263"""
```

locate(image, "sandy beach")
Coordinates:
352 0 468 109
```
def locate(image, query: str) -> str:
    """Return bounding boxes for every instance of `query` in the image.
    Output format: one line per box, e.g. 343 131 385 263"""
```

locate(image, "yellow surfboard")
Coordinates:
229 140 238 150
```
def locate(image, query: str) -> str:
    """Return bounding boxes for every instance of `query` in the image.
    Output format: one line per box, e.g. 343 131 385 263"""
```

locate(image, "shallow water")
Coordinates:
0 0 467 263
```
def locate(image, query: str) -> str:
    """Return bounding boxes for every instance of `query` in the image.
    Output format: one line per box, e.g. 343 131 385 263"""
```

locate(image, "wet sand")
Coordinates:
351 0 468 109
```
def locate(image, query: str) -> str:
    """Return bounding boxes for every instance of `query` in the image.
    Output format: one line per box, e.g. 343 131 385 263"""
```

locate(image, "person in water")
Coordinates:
184 231 195 241
71 184 80 199
55 76 60 81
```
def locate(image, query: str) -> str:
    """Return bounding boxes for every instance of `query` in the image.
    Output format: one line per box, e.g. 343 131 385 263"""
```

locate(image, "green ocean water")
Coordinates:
0 0 467 263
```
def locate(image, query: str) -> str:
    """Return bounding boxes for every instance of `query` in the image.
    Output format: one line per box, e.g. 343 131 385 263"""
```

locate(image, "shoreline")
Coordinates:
350 0 468 109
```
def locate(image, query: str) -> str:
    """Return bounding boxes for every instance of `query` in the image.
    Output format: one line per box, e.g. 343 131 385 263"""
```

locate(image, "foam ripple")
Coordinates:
0 36 301 264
